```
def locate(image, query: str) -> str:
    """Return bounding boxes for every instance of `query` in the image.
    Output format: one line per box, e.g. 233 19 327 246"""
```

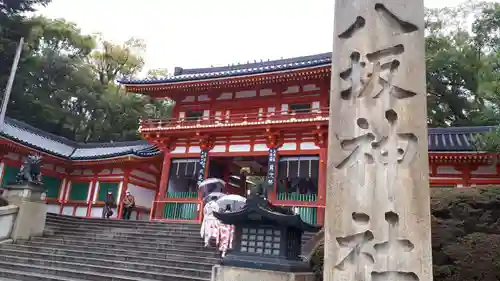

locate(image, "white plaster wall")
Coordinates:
300 142 320 150
212 145 226 152
228 144 251 152
188 146 201 153
283 85 300 94
47 204 61 214
75 206 87 217
131 170 156 183
471 165 497 175
436 166 461 175
112 168 124 174
172 146 187 154
90 207 117 219
127 183 155 209
280 142 297 151
61 206 73 216
254 144 268 152
0 205 18 241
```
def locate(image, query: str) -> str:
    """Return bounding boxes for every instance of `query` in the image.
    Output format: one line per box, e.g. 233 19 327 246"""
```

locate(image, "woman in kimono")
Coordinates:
217 204 235 258
200 196 220 247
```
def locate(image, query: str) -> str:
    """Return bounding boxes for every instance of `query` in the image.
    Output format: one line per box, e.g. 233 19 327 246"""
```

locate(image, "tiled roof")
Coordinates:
118 52 332 85
0 116 494 160
427 126 493 152
0 117 160 160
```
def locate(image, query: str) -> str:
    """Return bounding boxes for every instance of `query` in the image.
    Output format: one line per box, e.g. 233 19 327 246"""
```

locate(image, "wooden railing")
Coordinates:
273 193 320 225
140 107 330 130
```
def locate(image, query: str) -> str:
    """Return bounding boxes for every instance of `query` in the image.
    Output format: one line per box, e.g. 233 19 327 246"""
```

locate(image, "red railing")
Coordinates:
140 107 330 130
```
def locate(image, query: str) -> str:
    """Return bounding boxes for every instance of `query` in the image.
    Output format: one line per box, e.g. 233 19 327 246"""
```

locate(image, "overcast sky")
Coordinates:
39 0 499 75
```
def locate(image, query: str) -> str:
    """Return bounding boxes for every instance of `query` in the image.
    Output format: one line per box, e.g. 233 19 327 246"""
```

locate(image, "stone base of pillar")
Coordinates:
211 265 315 281
3 183 47 241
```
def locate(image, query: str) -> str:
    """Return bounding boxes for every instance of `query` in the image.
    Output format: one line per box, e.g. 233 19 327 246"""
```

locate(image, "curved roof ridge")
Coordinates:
119 52 333 85
179 52 333 75
1 117 159 160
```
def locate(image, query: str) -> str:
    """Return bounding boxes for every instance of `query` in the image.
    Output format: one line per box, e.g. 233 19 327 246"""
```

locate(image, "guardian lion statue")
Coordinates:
16 154 42 184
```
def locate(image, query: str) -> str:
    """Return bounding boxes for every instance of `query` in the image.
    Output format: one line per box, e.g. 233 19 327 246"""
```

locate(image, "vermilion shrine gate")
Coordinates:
119 54 498 225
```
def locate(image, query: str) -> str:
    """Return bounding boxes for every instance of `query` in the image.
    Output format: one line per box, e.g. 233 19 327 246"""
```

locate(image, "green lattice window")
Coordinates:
43 175 62 199
1 165 19 188
69 181 90 201
97 182 119 202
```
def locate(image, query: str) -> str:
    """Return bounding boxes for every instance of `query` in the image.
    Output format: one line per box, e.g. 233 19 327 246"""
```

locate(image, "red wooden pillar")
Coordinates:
153 152 172 219
315 130 327 225
117 168 130 219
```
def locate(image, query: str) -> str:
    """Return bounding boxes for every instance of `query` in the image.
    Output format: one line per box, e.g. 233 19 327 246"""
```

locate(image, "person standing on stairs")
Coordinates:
122 191 135 220
217 204 234 258
200 196 220 247
102 191 115 219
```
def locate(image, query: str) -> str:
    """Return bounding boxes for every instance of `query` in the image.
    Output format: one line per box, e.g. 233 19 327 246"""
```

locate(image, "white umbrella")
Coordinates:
217 194 247 212
203 192 226 202
199 178 226 198
199 178 226 187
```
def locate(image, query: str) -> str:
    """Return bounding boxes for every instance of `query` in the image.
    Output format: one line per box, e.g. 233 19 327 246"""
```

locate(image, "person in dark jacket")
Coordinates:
102 191 115 219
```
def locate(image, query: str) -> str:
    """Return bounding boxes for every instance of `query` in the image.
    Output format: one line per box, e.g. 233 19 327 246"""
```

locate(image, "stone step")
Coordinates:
0 248 214 271
0 254 212 279
47 213 199 224
29 236 206 250
0 260 208 281
45 220 200 232
14 240 219 259
0 267 86 281
46 217 199 228
44 230 204 243
44 227 202 240
45 214 200 228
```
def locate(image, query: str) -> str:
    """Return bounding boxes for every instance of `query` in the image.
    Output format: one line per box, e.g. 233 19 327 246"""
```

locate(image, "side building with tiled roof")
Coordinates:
112 52 500 225
0 117 162 220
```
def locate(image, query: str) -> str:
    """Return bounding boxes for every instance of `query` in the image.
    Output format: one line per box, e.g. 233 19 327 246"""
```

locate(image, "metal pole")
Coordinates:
0 37 24 128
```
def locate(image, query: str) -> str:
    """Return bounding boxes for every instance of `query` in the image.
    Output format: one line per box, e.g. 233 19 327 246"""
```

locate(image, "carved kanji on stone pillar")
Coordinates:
325 2 431 281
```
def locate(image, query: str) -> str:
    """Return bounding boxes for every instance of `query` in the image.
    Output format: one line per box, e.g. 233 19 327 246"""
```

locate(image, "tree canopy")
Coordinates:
0 0 172 142
0 0 498 143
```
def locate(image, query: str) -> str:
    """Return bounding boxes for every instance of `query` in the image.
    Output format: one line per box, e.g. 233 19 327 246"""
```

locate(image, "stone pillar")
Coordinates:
3 183 48 241
325 1 432 281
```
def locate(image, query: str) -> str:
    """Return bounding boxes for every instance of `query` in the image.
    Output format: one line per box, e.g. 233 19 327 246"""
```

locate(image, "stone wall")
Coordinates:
0 205 18 242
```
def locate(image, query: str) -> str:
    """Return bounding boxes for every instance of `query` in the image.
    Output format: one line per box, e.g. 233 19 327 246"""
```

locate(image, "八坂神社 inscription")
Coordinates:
325 1 432 281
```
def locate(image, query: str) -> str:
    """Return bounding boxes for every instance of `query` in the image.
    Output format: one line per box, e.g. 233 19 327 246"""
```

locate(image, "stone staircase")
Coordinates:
0 213 219 281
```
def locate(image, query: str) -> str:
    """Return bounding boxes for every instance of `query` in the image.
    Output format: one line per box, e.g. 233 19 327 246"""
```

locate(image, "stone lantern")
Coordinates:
213 194 320 276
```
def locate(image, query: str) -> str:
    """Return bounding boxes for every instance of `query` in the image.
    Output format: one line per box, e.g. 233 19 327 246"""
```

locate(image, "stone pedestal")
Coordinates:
3 183 47 241
211 265 315 281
